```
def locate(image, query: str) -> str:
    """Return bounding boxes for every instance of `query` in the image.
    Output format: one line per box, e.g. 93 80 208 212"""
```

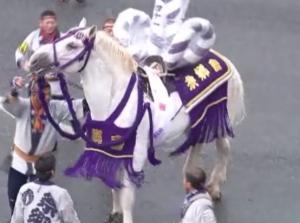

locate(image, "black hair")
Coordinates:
143 55 167 73
40 10 57 20
35 153 56 182
185 168 206 190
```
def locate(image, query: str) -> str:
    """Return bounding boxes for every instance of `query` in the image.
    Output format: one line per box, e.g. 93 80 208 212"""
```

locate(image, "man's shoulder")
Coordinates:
185 196 216 223
189 193 214 212
18 181 36 193
25 29 40 40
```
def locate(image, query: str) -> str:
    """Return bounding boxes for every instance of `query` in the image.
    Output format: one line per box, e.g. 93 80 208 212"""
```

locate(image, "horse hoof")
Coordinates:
104 213 123 223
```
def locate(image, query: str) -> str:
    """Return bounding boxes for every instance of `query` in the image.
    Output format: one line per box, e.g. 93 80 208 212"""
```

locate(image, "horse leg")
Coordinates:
104 190 123 223
112 189 122 214
183 144 204 174
119 172 136 223
207 137 230 201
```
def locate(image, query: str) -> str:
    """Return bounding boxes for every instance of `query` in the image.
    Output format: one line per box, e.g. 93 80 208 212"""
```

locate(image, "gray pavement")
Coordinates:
0 0 300 222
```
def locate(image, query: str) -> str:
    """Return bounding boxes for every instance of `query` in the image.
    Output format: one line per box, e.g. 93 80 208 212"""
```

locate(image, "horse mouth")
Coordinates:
29 53 53 75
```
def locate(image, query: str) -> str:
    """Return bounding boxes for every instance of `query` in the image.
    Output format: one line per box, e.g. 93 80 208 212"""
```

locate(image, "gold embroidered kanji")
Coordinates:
185 75 199 91
111 135 124 151
92 129 103 144
209 59 222 72
194 64 210 81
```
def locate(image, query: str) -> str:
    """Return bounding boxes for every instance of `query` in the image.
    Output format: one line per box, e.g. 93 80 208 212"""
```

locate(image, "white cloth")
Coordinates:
0 97 83 175
11 181 80 223
114 0 215 68
15 29 41 69
181 193 216 223
144 66 182 141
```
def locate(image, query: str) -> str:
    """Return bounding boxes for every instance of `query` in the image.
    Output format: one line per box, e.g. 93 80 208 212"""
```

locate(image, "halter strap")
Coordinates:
107 74 137 122
52 28 95 72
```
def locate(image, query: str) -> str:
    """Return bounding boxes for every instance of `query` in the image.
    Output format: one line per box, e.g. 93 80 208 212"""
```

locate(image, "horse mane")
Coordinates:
95 31 137 73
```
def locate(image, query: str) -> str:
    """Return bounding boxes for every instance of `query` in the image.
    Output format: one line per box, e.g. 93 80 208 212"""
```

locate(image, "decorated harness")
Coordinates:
37 29 160 188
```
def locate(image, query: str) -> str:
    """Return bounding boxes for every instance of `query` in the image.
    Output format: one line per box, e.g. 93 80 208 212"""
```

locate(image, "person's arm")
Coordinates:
10 189 25 223
0 91 27 118
15 31 35 71
58 190 81 223
0 77 28 118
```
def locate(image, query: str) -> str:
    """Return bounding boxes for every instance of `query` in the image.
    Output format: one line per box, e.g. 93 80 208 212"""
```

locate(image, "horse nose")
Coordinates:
30 53 52 72
31 58 38 66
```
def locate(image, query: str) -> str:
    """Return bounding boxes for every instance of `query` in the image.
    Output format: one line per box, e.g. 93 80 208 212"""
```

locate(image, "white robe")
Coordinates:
181 193 216 223
0 97 83 175
11 181 80 223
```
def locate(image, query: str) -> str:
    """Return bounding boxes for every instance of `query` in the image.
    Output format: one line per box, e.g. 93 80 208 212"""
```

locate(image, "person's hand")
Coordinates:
12 76 25 89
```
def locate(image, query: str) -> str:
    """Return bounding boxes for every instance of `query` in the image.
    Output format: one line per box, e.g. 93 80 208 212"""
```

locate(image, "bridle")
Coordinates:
52 28 95 73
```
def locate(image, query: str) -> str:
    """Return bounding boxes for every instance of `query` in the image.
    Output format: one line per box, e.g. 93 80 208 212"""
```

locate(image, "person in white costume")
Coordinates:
15 10 62 98
11 153 81 223
180 168 216 223
0 77 84 214
142 56 182 143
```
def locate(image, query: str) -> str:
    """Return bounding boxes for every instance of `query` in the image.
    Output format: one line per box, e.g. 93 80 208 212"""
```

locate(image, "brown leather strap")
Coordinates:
13 144 40 163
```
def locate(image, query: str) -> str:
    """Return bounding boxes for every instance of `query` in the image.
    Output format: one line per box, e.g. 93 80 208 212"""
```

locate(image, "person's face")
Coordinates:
39 16 58 35
103 21 114 36
183 177 192 193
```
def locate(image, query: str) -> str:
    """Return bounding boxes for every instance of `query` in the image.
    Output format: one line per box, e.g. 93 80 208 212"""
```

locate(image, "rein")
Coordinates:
52 28 95 72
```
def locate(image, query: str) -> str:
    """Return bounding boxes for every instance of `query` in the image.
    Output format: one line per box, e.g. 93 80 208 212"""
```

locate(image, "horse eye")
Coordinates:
66 43 78 50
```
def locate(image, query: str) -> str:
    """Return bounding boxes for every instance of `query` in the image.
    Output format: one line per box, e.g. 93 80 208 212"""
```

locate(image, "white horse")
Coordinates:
29 23 245 223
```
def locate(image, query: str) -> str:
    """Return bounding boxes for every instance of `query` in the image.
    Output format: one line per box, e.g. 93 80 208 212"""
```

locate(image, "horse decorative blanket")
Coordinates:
172 50 232 112
165 50 234 155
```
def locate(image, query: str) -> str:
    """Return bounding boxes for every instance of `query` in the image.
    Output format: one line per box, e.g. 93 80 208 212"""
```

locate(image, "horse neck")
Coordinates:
81 50 134 121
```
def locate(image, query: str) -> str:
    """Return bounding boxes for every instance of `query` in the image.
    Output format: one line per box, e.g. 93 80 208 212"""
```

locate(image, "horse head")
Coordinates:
29 18 97 75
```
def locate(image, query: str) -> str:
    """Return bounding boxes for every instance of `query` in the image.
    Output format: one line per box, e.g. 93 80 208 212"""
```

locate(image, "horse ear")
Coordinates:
78 17 87 28
88 25 97 39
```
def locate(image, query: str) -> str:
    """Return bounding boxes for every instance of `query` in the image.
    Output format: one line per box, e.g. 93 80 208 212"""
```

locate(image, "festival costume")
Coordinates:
180 190 216 223
0 95 83 212
11 181 80 223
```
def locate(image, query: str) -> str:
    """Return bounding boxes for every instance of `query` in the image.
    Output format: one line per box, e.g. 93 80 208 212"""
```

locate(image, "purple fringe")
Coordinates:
170 100 234 156
64 150 144 188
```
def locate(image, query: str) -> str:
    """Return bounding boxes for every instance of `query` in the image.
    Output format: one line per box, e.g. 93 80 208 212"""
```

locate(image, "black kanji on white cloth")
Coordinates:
27 208 51 223
22 189 34 206
37 192 58 218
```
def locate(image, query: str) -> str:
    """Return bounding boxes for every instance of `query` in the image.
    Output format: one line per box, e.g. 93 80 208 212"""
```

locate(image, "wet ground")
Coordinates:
0 0 299 222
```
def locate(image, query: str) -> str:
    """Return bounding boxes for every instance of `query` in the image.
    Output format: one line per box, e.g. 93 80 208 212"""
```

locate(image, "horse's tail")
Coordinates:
226 58 246 126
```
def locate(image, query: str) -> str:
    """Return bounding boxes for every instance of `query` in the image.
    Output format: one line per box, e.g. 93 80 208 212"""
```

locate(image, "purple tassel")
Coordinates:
65 150 145 188
170 100 234 156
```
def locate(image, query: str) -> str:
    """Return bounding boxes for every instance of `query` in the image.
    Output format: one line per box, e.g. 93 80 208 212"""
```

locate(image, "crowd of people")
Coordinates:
1 9 217 223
